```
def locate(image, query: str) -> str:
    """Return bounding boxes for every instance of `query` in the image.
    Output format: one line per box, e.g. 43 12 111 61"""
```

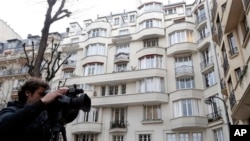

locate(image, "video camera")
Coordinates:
45 85 91 124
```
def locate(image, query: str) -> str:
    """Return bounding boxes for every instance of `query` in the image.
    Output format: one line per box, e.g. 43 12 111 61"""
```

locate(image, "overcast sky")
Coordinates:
0 0 194 39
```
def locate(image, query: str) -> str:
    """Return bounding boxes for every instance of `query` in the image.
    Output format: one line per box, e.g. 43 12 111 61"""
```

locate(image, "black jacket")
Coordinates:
0 100 51 141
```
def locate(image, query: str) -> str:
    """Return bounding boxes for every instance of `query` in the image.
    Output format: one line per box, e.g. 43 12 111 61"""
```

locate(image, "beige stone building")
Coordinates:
50 0 231 140
211 0 250 125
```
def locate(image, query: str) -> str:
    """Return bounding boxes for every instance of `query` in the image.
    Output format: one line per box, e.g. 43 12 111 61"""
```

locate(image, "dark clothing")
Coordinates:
0 100 51 141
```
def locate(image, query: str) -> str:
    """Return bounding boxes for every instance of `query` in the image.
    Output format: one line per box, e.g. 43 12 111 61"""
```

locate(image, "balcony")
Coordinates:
92 92 168 107
62 61 76 70
61 42 79 52
175 65 194 78
110 120 127 133
167 42 197 56
195 13 207 27
63 68 166 85
71 122 102 134
228 47 239 58
229 90 237 109
114 53 129 63
222 58 229 77
222 0 244 33
220 79 228 96
0 67 29 78
200 57 214 72
170 116 208 130
133 27 165 40
207 110 223 123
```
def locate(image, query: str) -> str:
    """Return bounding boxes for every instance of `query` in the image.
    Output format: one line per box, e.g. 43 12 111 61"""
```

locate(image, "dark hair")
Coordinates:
18 77 50 103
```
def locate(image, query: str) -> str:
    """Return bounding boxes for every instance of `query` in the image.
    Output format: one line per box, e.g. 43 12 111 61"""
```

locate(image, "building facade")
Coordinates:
211 0 250 125
50 0 230 141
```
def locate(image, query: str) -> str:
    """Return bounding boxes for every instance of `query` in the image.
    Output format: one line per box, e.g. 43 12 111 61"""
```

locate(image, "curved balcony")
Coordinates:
137 12 164 24
81 55 107 66
136 47 165 58
167 42 197 56
62 61 76 70
133 27 165 40
63 68 166 85
170 116 208 130
71 122 102 134
170 89 204 101
86 21 111 33
92 92 168 107
0 67 29 78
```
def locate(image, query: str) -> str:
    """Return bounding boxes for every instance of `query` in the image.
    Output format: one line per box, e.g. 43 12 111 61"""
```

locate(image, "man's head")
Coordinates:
18 77 50 104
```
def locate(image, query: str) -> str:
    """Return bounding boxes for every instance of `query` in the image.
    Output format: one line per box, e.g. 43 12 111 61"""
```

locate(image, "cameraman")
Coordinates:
0 77 69 141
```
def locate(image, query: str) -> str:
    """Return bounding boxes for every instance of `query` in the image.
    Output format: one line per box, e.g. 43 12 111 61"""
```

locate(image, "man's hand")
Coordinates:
41 87 69 104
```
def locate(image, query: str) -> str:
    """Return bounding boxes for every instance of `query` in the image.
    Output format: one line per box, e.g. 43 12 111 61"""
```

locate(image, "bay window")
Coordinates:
86 43 105 56
138 77 164 93
173 99 200 118
170 30 193 45
139 55 163 69
83 63 103 76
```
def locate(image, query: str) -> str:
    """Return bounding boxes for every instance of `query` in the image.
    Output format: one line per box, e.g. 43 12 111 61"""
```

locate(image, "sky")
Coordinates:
0 0 194 39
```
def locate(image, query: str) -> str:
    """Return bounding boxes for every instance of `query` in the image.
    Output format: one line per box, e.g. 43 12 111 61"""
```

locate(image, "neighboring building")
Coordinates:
0 19 21 42
50 0 230 141
211 0 250 125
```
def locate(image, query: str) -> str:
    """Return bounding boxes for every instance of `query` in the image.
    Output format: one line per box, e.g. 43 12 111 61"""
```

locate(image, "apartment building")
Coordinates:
47 0 230 140
211 0 250 126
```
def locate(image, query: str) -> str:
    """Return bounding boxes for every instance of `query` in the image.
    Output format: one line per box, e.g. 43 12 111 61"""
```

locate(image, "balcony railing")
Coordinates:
207 110 222 123
222 58 229 76
229 90 236 109
228 47 238 56
110 120 127 129
175 65 194 76
196 13 207 25
0 67 29 77
114 52 129 62
200 56 213 70
197 32 210 43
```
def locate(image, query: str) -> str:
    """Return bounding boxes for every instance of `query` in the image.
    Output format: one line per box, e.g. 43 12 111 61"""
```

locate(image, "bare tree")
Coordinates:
32 0 71 78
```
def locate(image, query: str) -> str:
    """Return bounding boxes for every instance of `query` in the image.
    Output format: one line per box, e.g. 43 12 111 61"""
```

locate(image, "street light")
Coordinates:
204 96 231 132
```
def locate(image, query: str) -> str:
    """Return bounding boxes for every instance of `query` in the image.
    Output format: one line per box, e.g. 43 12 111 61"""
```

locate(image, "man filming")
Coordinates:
0 77 89 141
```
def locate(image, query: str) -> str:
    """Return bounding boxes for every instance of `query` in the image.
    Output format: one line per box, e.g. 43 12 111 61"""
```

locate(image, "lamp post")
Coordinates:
204 96 231 134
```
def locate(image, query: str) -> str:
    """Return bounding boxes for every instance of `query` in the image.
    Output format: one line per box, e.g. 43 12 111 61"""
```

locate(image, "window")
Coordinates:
115 63 127 72
180 133 189 141
138 77 164 93
143 38 158 48
144 105 161 120
76 107 98 123
83 63 103 76
175 56 193 75
201 48 212 69
139 134 151 141
139 19 162 30
170 30 193 45
86 43 105 56
113 135 124 141
112 108 126 124
193 132 202 141
139 55 163 69
114 17 120 25
167 133 176 141
176 78 194 89
119 29 129 35
74 133 97 141
88 28 107 38
109 85 119 95
186 8 192 16
235 67 241 81
204 70 216 87
71 37 79 43
213 128 224 141
173 99 200 118
227 33 238 56
63 70 74 78
121 84 126 94
101 86 106 96
241 16 249 42
129 15 135 22
197 25 209 42
117 44 129 54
